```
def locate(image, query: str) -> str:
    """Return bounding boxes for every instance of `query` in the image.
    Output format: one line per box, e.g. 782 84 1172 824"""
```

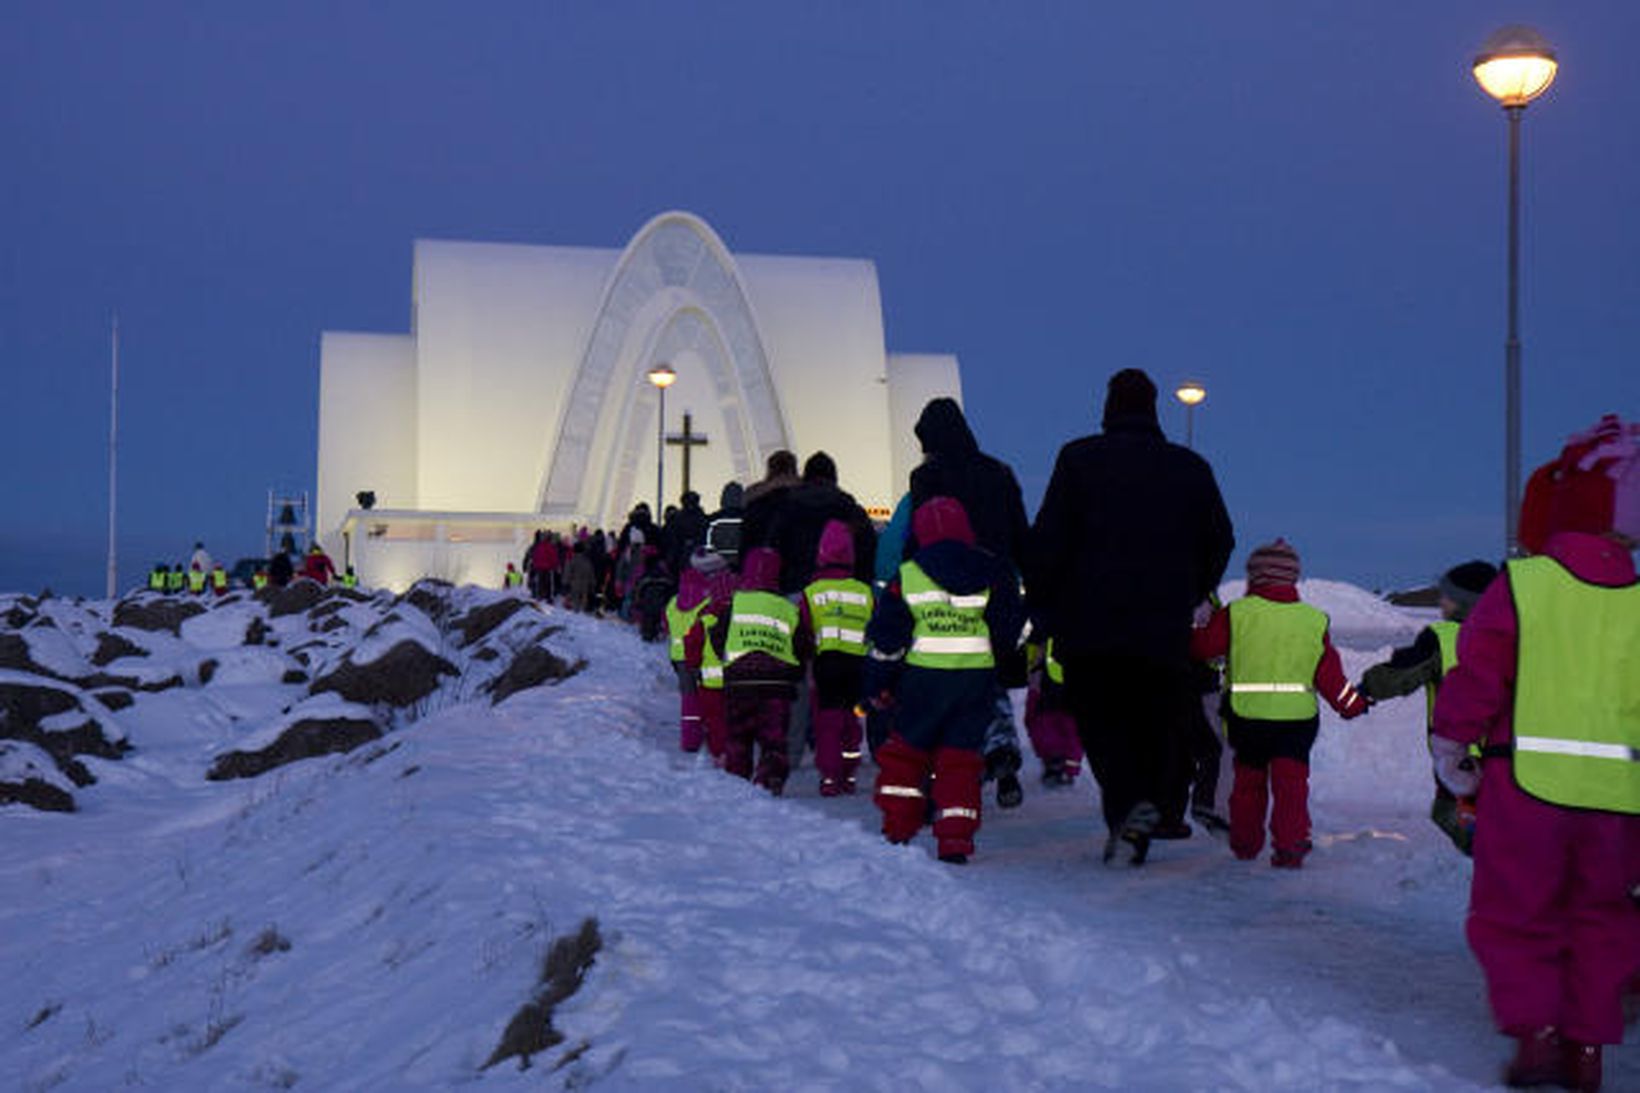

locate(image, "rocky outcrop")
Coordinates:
206 715 384 781
112 597 205 635
92 632 148 666
0 680 128 787
310 641 457 708
487 646 586 704
268 581 326 619
453 598 534 647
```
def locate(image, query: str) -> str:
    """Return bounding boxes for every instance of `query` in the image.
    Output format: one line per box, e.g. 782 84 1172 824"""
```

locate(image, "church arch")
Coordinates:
536 212 790 527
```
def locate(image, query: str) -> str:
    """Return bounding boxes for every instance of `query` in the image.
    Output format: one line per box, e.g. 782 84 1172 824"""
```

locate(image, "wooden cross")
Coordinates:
665 412 710 498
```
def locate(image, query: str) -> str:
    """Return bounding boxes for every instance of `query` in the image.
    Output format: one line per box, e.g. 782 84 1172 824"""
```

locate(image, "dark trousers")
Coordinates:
1061 652 1192 833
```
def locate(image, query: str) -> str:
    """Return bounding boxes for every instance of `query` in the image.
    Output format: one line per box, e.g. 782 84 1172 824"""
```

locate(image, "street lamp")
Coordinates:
1174 381 1206 449
1473 25 1557 555
645 363 677 514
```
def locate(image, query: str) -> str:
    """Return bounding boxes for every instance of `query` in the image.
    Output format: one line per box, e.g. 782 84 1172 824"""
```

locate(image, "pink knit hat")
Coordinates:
1519 414 1640 553
1246 539 1300 587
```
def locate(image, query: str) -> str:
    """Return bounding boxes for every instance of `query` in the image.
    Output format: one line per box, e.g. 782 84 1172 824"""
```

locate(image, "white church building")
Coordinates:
316 211 961 590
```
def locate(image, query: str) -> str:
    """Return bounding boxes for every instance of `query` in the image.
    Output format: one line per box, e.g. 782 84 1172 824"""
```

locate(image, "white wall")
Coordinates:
412 241 616 513
317 332 417 545
737 254 894 512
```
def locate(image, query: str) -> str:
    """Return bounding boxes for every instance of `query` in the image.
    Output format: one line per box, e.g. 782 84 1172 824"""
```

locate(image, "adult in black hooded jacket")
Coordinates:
1027 368 1235 864
771 451 877 594
907 398 1031 571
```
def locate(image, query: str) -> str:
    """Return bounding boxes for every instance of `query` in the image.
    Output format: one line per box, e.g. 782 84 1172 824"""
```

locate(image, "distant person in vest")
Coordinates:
147 562 168 592
907 397 1033 811
166 563 185 593
665 564 713 754
503 562 524 590
684 548 736 764
865 496 1026 864
709 546 812 794
186 560 208 595
210 563 229 596
1189 540 1368 869
1358 559 1499 855
799 519 875 796
300 542 336 585
1432 414 1640 1092
1027 368 1235 867
1022 637 1085 788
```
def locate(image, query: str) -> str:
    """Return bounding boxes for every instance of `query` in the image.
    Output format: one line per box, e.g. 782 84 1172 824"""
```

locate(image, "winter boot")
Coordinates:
1270 840 1311 869
986 744 1024 809
1563 1040 1602 1093
931 746 985 861
1103 801 1159 867
874 735 933 845
1504 1026 1566 1088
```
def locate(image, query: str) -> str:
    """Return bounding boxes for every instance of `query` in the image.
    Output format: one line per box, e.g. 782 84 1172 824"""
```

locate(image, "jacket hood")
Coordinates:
914 397 978 457
739 547 782 591
912 496 976 547
816 519 855 568
677 567 708 610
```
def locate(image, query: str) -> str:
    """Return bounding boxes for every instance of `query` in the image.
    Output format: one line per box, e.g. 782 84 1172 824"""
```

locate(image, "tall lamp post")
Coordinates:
645 363 677 514
1473 25 1557 555
1174 381 1206 449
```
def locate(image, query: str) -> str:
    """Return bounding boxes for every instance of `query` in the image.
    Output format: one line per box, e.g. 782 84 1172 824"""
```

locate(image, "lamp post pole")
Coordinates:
1174 381 1206 450
645 363 677 516
1472 24 1556 555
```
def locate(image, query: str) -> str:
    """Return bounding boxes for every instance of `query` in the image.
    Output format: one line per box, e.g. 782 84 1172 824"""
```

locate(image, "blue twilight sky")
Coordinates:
3 2 1638 597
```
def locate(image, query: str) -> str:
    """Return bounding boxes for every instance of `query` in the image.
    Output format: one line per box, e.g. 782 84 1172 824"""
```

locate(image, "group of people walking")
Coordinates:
651 372 1636 1091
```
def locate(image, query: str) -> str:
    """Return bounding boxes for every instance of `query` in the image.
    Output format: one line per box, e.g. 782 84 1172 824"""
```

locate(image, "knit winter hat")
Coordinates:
816 518 855 568
1246 538 1300 587
911 496 976 548
689 547 727 576
1518 414 1640 553
739 547 782 592
677 566 708 611
1438 560 1498 618
1102 368 1159 428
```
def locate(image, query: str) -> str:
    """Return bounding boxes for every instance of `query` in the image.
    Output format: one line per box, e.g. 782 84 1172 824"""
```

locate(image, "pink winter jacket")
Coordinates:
1433 531 1637 752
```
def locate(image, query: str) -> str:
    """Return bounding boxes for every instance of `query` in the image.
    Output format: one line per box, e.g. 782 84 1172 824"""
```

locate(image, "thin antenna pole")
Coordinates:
106 315 119 599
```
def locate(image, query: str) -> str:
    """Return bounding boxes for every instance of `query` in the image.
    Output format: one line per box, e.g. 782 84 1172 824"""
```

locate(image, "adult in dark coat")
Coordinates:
740 451 802 556
1027 368 1234 866
907 397 1033 807
704 481 745 567
907 398 1031 571
663 490 710 575
771 451 877 594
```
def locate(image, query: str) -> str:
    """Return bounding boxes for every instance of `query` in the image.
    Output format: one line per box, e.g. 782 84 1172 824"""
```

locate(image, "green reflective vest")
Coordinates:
1422 619 1461 728
665 596 706 663
252 573 269 591
187 568 207 594
340 573 358 589
901 561 993 670
804 577 873 656
1226 597 1328 720
211 569 227 591
1045 637 1065 685
699 613 724 689
724 590 798 667
1509 557 1640 814
148 570 166 591
166 570 184 592
504 569 522 588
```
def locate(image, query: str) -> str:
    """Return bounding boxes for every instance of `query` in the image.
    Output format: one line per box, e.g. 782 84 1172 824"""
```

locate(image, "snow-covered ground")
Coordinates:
1 582 1634 1091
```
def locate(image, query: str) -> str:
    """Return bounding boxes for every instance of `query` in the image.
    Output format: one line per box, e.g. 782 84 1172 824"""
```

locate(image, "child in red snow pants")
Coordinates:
724 686 794 795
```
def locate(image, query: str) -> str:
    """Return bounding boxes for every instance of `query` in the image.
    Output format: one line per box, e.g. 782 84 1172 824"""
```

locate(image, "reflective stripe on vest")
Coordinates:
698 613 725 688
1422 619 1461 728
665 597 706 663
901 561 993 670
805 578 873 656
1226 597 1327 720
1509 557 1640 814
724 591 799 667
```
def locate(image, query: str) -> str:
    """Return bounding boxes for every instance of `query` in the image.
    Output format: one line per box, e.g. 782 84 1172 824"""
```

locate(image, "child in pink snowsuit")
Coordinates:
1189 539 1368 867
1023 639 1084 786
799 520 874 796
683 549 735 764
666 566 710 752
710 547 811 794
1432 415 1640 1092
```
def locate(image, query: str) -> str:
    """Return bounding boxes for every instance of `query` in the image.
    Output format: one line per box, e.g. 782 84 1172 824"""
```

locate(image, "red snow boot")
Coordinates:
1563 1040 1602 1092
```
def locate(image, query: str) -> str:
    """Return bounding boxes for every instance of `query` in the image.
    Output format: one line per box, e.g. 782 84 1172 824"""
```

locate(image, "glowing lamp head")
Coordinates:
1473 26 1557 107
646 363 678 389
1174 382 1207 407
